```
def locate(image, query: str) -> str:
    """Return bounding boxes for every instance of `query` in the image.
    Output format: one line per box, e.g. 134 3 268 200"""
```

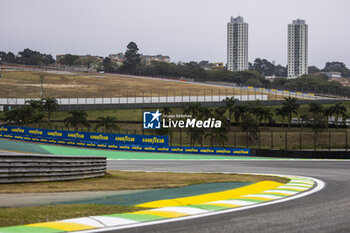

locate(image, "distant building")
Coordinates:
227 16 249 71
140 55 170 66
288 19 308 78
210 62 225 71
325 71 342 79
109 53 125 66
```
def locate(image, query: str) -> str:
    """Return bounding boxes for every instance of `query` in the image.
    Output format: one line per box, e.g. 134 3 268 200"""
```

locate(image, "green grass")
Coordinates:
0 204 146 227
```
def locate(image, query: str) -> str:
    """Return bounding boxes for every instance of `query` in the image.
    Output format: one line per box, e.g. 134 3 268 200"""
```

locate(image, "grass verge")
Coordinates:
0 204 146 227
0 170 289 193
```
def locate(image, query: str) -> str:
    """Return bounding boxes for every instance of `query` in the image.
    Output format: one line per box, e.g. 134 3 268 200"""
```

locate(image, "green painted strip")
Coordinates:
55 182 253 206
105 213 165 222
0 226 62 233
0 139 50 154
275 188 304 192
234 198 265 203
186 204 229 211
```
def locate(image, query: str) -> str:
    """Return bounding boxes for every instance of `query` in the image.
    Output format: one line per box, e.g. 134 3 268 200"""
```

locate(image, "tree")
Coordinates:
281 97 300 127
122 42 141 73
308 66 320 74
102 57 116 73
223 97 238 124
64 110 90 131
330 103 347 128
95 116 118 133
240 114 260 142
308 102 326 134
275 107 288 126
233 104 250 124
25 99 44 112
43 97 58 125
322 61 350 78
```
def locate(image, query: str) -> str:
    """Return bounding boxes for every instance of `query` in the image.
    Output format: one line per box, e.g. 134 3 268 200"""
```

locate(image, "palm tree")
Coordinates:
162 107 172 116
282 97 300 127
275 107 288 127
64 110 90 131
43 97 59 125
222 97 238 124
324 107 334 128
25 99 44 112
308 102 325 133
330 103 347 128
183 103 201 118
95 116 119 133
233 104 250 124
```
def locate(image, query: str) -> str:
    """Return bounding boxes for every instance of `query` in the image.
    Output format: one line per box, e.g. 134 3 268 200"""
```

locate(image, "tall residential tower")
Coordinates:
227 16 248 71
288 19 308 78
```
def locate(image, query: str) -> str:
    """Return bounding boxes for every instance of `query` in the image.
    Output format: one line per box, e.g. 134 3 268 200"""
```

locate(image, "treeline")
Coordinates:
0 48 55 66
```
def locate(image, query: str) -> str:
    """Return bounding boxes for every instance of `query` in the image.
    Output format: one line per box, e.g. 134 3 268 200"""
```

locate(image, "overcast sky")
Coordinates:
1 0 349 68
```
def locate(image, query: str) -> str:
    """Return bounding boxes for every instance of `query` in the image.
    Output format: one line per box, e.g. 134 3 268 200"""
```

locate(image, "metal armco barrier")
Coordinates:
0 154 106 183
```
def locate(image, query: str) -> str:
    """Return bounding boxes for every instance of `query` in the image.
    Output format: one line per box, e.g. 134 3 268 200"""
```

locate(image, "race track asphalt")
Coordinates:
105 160 350 233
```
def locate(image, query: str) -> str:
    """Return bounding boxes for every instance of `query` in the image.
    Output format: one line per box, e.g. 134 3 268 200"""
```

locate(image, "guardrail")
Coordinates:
0 154 106 183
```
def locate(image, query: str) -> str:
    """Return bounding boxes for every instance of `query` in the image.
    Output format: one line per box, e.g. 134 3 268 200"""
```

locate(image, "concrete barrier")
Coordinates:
0 154 106 183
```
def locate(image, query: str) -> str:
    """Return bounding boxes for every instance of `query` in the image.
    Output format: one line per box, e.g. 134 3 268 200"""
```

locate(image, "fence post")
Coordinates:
258 131 261 149
285 130 287 150
180 129 182 147
271 130 273 150
246 131 248 148
234 130 237 148
329 131 331 152
346 131 348 152
314 131 316 151
299 129 302 151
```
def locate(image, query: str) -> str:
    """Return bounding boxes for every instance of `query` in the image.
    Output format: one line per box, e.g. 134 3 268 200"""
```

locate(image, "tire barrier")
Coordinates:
0 154 106 183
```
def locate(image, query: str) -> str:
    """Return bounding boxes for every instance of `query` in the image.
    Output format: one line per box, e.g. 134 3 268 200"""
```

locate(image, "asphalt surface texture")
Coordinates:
105 160 350 233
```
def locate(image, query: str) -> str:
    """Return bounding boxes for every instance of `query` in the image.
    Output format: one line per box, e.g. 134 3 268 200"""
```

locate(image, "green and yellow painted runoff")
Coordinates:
0 177 315 233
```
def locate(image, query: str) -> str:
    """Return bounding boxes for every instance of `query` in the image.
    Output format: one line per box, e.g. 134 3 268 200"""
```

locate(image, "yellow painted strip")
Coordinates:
133 210 187 218
28 222 95 231
137 181 283 208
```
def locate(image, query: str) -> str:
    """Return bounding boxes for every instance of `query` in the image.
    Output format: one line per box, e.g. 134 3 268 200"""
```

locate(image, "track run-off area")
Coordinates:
0 139 350 232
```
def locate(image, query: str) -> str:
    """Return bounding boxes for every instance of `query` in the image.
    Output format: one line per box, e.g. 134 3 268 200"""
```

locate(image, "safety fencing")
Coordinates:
0 154 106 183
0 125 250 156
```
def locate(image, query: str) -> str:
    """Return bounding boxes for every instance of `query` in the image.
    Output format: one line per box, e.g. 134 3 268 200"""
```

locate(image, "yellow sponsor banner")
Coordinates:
171 148 184 152
0 127 8 132
47 131 63 137
247 86 254 89
119 145 131 150
97 144 107 148
309 93 315 96
157 147 169 152
131 146 142 150
115 136 135 143
32 138 39 141
24 137 31 140
296 92 302 95
87 143 96 147
58 141 66 144
67 133 84 139
283 90 290 93
142 137 165 144
12 128 24 133
40 139 48 142
144 147 156 151
216 149 231 154
108 145 118 149
29 129 43 135
67 141 75 145
185 148 199 153
90 134 108 141
14 136 23 139
4 134 13 138
77 142 85 146
49 140 57 143
199 149 214 153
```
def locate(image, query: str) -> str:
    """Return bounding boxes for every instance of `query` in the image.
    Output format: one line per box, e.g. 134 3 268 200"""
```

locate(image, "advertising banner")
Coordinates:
0 125 250 156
